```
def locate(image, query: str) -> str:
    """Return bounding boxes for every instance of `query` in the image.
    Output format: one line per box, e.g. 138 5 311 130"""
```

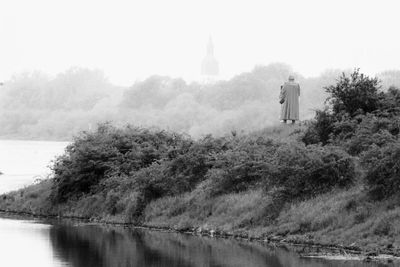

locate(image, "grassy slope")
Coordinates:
0 125 399 255
142 186 400 253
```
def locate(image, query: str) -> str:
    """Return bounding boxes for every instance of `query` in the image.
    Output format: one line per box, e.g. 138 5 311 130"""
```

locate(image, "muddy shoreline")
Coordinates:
1 209 399 264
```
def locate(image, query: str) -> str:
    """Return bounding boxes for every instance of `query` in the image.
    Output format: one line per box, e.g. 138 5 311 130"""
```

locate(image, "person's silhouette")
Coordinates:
279 75 300 124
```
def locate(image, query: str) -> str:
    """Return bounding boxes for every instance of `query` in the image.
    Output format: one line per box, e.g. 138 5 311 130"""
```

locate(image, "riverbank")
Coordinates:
1 122 400 263
1 182 400 262
0 209 398 265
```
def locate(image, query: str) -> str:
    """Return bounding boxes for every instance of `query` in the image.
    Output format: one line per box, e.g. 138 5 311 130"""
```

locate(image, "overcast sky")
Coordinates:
0 0 399 85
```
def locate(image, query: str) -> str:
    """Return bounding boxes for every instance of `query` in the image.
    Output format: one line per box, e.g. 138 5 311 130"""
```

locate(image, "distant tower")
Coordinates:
201 37 219 82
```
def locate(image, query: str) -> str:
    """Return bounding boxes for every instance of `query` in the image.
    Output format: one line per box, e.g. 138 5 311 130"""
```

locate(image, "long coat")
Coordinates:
280 81 300 120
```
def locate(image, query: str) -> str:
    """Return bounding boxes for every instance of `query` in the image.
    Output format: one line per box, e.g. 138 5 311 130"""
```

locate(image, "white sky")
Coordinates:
0 0 399 85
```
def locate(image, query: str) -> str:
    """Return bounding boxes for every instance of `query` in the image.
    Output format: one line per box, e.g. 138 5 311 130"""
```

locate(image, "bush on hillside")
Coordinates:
48 117 359 221
378 86 400 114
202 137 279 196
53 128 230 208
302 73 400 153
301 109 336 145
266 144 356 201
50 123 190 203
302 70 381 146
196 138 356 202
342 114 398 155
325 69 381 116
164 135 228 193
363 141 400 200
131 135 229 202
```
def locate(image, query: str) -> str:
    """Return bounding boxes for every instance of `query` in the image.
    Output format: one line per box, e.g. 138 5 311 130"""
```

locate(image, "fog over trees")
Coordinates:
1 63 399 140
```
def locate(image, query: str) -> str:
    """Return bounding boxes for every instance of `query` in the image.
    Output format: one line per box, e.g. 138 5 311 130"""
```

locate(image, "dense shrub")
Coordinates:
131 163 171 201
363 141 400 200
325 69 381 116
342 114 398 155
302 73 400 155
51 123 190 203
378 86 400 114
104 190 123 215
202 137 278 196
301 109 336 145
130 135 277 201
190 137 356 203
266 144 356 201
165 135 228 193
299 71 400 203
49 120 359 218
51 123 232 208
126 135 230 207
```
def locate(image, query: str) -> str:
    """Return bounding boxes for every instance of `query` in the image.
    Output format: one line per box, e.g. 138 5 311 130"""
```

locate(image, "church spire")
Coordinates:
207 36 214 56
201 36 219 78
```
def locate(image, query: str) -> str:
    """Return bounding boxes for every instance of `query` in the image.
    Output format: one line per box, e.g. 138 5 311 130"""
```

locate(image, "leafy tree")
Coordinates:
302 70 390 148
325 69 381 116
0 71 50 109
120 75 187 109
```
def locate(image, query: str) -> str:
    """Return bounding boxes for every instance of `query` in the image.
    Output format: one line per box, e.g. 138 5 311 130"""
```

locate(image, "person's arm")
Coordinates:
279 86 285 103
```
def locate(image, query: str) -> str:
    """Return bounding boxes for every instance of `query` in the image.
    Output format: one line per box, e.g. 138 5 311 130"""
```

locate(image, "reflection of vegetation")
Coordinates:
50 224 352 267
2 69 400 255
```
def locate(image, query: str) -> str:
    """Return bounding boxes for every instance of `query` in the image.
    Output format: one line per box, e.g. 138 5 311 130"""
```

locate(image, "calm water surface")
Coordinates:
0 140 393 267
0 140 68 194
0 216 390 267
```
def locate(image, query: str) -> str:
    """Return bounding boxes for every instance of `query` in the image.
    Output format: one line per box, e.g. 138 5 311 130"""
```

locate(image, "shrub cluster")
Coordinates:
363 141 400 200
301 69 400 200
325 69 381 116
51 123 192 202
49 121 357 222
266 144 355 201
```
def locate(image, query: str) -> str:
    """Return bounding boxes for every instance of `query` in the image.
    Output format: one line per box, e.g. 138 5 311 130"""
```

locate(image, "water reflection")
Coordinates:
48 222 386 267
0 217 66 267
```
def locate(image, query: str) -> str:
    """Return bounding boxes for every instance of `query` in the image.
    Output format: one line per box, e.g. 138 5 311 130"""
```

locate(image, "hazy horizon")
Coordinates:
1 0 399 86
1 0 400 140
1 62 398 88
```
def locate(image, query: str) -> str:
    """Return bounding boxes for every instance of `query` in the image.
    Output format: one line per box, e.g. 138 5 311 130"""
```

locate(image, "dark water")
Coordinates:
0 216 391 267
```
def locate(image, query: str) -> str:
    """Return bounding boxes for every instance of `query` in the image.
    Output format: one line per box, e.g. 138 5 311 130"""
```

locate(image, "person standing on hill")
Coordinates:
279 75 300 124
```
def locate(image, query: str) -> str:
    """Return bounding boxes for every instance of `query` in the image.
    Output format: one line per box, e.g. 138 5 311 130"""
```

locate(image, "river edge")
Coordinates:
1 209 399 265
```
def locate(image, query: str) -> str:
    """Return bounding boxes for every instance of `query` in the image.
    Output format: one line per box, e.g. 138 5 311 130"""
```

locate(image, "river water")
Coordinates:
0 216 389 267
0 140 392 267
0 140 69 194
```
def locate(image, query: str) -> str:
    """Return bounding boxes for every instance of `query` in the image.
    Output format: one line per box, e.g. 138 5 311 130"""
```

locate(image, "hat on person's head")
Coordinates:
288 75 295 81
